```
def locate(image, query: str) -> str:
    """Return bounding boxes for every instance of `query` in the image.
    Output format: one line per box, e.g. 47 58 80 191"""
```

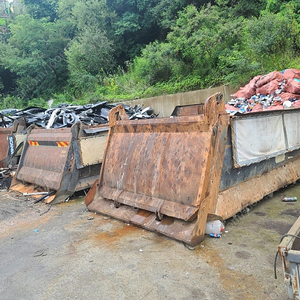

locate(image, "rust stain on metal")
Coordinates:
0 128 13 167
216 158 300 220
171 104 204 117
0 118 26 168
15 128 73 191
293 272 298 297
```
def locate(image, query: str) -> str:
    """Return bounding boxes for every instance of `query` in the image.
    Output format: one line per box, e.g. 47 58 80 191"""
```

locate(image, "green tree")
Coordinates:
0 14 69 100
107 0 209 63
216 0 267 17
132 41 184 85
23 0 59 21
66 26 115 94
167 5 244 85
243 10 300 72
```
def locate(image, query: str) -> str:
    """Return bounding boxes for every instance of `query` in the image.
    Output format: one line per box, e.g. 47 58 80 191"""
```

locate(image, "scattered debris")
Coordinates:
39 205 51 216
0 168 13 190
23 192 49 196
34 191 56 204
184 243 195 251
33 249 47 257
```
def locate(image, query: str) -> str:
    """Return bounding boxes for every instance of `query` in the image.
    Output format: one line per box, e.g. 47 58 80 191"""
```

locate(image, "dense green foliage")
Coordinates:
1 0 300 108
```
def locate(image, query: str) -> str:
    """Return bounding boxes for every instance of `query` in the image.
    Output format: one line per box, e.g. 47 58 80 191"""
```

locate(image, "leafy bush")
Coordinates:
0 95 24 110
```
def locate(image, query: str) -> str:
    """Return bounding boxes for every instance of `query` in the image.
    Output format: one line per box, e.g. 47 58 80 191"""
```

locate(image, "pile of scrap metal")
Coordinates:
0 101 157 128
85 92 300 246
226 69 300 114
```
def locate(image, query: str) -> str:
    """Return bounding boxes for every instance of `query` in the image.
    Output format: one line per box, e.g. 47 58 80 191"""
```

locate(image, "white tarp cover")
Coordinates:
284 112 300 151
232 114 288 167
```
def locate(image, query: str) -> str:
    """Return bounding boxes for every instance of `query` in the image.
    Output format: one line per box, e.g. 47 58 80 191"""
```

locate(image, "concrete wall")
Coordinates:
123 85 236 117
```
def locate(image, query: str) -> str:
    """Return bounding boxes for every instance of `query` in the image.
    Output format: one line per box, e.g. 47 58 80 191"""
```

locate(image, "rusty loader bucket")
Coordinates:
85 93 229 246
11 122 108 204
0 118 27 168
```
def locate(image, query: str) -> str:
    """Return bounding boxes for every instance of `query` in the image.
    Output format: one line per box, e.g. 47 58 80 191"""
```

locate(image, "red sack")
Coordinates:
280 92 300 101
267 105 284 111
282 69 300 80
250 75 263 88
293 100 300 108
283 79 300 94
225 104 239 111
256 71 283 88
256 80 280 95
231 85 256 99
251 103 263 112
231 75 262 99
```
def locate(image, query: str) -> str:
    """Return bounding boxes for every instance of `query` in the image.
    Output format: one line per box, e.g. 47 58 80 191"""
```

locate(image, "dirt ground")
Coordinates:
0 183 299 300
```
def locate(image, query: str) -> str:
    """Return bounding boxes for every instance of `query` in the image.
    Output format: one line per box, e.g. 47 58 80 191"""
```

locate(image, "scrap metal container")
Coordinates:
278 217 300 299
216 108 300 219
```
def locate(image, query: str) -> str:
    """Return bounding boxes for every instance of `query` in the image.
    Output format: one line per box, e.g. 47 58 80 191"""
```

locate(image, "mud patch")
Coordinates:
262 220 292 235
190 289 206 299
235 251 252 260
279 209 300 218
253 212 266 216
198 246 263 300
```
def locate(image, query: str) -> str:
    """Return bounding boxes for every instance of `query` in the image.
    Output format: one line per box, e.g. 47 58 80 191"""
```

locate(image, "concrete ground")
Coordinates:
1 183 299 300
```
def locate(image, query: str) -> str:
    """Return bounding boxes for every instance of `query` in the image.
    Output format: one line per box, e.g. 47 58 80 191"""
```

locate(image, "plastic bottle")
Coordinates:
209 233 221 238
205 220 225 235
281 197 297 202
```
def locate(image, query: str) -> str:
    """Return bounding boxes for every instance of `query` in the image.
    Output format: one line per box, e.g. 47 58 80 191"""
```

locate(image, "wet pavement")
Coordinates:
1 183 299 300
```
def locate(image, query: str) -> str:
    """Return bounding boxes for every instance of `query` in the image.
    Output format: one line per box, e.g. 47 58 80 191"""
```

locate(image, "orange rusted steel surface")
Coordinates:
86 93 229 246
16 127 73 191
0 127 13 168
0 118 27 168
171 104 204 117
11 123 108 204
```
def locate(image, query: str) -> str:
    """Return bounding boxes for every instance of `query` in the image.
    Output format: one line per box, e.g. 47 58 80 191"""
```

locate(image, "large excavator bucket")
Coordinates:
0 118 27 168
11 122 108 204
85 93 229 246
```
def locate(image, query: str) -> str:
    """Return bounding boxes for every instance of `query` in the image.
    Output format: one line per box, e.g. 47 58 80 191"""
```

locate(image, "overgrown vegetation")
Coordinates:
0 0 300 109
